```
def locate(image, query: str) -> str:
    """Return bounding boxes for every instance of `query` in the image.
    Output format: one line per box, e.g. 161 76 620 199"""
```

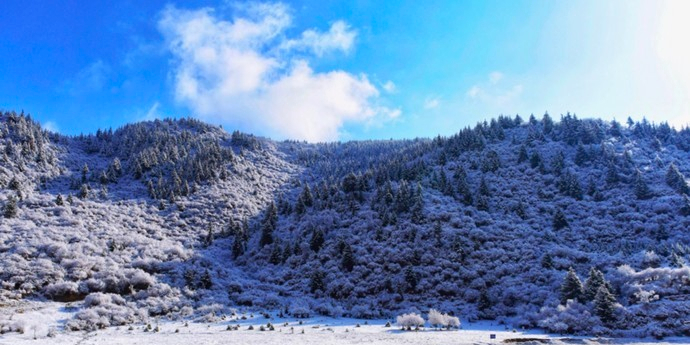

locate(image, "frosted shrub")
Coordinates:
44 281 81 302
396 313 424 330
538 300 601 334
428 309 460 329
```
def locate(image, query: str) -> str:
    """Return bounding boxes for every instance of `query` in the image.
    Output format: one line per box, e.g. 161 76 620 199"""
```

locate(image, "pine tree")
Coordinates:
3 196 18 218
309 269 325 293
204 225 214 247
259 202 278 247
583 267 606 301
560 267 584 304
78 184 89 199
553 209 569 230
341 243 355 272
310 229 325 253
232 235 244 259
404 267 418 293
594 285 617 324
574 144 589 166
81 163 89 183
551 151 565 176
269 244 282 264
517 145 529 164
530 151 542 169
55 193 64 206
478 287 491 312
66 194 74 204
634 170 652 200
200 269 213 289
666 163 690 195
300 185 313 207
479 176 490 196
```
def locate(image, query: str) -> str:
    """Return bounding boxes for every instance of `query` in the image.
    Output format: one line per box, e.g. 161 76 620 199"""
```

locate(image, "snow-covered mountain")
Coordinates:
1 110 689 337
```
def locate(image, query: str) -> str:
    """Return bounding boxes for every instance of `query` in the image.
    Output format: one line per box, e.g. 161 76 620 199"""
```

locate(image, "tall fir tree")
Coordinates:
560 267 584 304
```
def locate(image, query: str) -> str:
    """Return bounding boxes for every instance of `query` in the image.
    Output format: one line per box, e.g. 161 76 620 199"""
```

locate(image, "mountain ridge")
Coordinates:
1 110 690 337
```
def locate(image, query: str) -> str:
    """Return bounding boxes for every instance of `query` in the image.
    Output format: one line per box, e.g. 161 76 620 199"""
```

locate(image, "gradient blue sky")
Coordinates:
1 0 688 141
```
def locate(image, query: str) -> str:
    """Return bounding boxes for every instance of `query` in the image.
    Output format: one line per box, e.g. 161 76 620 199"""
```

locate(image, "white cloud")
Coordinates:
159 3 392 142
424 96 441 109
141 102 162 121
489 71 503 84
281 20 356 57
466 72 522 107
382 80 397 93
42 121 60 133
61 60 112 95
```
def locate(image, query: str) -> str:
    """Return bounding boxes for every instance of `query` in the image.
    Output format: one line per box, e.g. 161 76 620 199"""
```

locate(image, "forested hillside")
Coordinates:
1 110 689 337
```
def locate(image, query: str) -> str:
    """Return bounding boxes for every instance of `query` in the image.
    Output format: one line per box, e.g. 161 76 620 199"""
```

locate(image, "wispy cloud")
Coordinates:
158 3 396 142
382 80 397 93
466 71 522 107
60 60 112 96
141 102 162 121
424 96 441 109
280 20 356 57
42 121 60 133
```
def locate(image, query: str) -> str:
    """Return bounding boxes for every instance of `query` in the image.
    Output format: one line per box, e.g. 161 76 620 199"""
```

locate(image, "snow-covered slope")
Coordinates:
1 111 690 338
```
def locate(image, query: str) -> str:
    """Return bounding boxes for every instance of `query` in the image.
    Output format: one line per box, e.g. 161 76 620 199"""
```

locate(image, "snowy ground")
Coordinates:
1 301 689 345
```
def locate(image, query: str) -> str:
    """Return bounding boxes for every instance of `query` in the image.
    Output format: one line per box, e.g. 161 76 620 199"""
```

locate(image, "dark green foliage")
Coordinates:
3 196 18 218
269 244 282 264
310 229 325 253
541 254 553 269
553 209 569 230
259 202 278 247
204 225 214 247
309 269 325 293
557 170 583 200
530 151 542 170
583 267 607 301
479 176 490 196
634 170 652 200
560 267 583 304
404 267 418 293
481 150 501 173
341 243 355 272
574 144 589 166
605 162 619 185
517 145 529 164
666 163 690 195
200 269 213 289
478 287 491 311
342 173 358 193
594 285 617 324
81 163 89 183
78 184 90 199
551 151 565 175
55 194 64 206
542 112 554 134
232 235 245 259
300 185 313 207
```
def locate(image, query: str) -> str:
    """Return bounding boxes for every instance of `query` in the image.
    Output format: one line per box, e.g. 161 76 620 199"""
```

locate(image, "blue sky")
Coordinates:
1 0 688 141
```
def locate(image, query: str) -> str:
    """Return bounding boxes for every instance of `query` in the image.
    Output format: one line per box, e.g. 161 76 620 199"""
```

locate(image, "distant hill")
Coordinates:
1 110 689 337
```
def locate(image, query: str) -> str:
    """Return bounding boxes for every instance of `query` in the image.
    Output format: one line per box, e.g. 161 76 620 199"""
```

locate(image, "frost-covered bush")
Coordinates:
396 313 424 330
428 309 460 329
538 300 601 334
43 281 82 302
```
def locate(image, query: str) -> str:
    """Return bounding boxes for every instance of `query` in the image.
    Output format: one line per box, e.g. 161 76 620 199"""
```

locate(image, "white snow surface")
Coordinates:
1 301 688 345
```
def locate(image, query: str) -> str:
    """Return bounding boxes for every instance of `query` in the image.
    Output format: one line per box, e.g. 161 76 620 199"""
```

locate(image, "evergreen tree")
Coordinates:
551 151 565 175
541 253 553 269
530 151 542 169
3 196 18 218
341 243 355 272
300 185 313 207
574 144 589 166
55 193 64 206
310 229 325 253
553 208 569 230
542 112 554 134
479 175 490 196
583 267 606 301
605 162 619 185
81 163 89 183
309 269 325 293
478 287 491 312
560 267 584 304
404 267 418 293
78 184 89 199
517 145 529 164
232 235 244 259
269 244 282 264
594 285 617 324
666 163 690 195
200 269 213 289
204 225 214 247
66 194 74 204
634 170 652 200
259 202 278 247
